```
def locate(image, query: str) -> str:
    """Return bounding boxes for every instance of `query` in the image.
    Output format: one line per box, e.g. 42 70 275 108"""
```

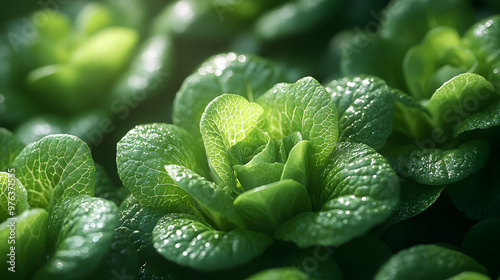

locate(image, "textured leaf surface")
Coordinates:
116 195 168 260
12 134 95 211
173 52 286 140
117 123 206 214
256 77 338 168
153 213 272 271
464 15 500 87
453 99 500 137
200 94 264 192
384 179 445 228
374 245 486 280
0 172 29 222
35 196 118 280
274 142 399 247
385 139 489 185
325 76 396 150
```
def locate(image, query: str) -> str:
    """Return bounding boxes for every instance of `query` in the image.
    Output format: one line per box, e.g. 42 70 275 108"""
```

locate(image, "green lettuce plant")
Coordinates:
336 0 500 228
0 128 135 280
116 53 401 272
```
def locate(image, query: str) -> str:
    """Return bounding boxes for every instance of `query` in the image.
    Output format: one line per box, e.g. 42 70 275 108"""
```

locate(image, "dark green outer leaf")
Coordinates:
383 179 445 229
373 244 487 280
453 99 500 137
325 76 396 150
0 128 24 171
274 142 400 247
173 52 287 141
386 139 489 185
35 196 118 280
256 77 338 168
117 123 206 214
116 195 168 260
318 142 399 208
13 134 95 211
463 15 500 87
153 213 272 271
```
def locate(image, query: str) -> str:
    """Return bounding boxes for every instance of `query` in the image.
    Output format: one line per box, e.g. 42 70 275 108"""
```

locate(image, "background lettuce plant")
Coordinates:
0 0 173 147
333 0 500 277
116 53 401 272
336 0 500 218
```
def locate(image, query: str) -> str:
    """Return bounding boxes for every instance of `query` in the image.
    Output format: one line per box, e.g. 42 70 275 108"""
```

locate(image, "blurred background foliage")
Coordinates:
2 1 500 279
0 0 394 183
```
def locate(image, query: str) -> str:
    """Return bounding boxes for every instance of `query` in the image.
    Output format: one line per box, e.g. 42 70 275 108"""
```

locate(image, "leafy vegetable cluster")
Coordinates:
1 0 500 279
0 128 133 280
114 53 406 277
